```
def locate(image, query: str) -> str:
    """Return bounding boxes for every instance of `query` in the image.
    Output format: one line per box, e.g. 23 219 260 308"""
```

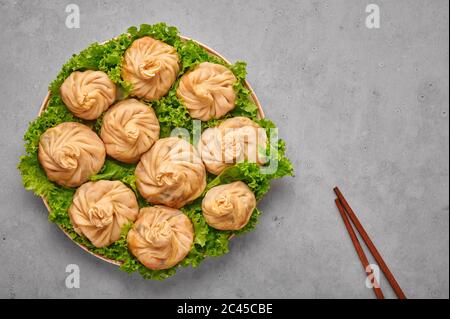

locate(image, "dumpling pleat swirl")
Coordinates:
60 70 116 120
38 122 106 187
135 137 207 209
122 37 179 101
69 180 139 248
127 206 194 270
202 181 256 230
198 117 268 175
176 62 237 121
100 99 160 163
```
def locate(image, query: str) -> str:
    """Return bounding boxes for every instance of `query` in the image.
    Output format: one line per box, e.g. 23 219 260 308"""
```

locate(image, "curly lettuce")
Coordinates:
18 23 293 280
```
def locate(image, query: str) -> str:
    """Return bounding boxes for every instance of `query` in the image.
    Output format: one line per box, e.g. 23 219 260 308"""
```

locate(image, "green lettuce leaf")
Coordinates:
17 22 294 280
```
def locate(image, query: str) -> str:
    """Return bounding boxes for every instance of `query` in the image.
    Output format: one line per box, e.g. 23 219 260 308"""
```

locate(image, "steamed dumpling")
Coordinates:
127 205 194 270
100 99 160 163
135 137 206 208
176 62 236 121
38 122 106 187
60 70 116 120
121 37 179 101
198 117 267 175
69 180 139 248
202 181 256 230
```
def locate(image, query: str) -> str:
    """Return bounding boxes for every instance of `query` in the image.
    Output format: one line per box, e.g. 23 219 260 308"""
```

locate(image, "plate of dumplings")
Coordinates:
19 23 293 280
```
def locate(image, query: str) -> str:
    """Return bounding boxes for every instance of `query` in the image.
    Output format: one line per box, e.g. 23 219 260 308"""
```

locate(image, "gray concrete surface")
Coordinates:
0 0 448 299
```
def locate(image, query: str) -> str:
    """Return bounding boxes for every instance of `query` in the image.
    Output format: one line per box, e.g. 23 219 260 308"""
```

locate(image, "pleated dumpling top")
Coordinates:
121 37 179 101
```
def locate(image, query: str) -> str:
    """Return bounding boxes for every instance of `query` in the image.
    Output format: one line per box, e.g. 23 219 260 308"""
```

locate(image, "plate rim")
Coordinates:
38 35 265 267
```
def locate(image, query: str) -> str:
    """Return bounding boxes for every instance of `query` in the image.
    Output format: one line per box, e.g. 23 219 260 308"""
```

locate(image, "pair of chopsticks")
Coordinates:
334 187 406 299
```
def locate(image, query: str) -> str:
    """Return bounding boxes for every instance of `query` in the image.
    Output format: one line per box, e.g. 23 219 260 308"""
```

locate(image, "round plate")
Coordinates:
38 35 265 266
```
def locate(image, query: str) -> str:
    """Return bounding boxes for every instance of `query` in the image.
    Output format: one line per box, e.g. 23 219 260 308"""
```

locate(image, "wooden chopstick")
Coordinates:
334 187 407 299
335 198 384 299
